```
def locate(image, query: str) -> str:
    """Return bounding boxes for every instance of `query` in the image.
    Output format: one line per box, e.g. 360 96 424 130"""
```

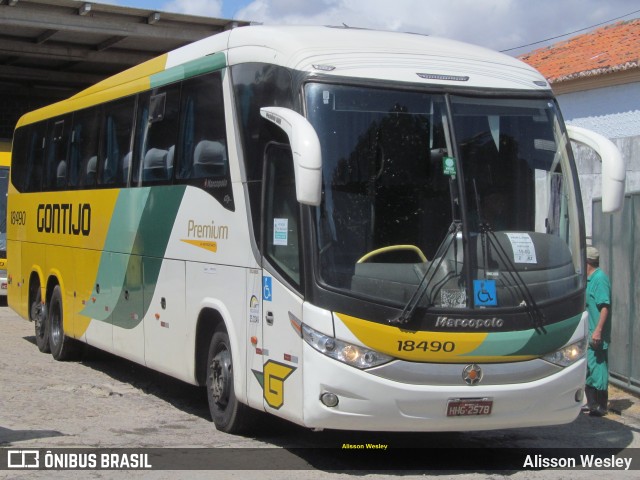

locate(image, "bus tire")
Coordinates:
206 327 254 434
48 285 81 361
32 286 50 353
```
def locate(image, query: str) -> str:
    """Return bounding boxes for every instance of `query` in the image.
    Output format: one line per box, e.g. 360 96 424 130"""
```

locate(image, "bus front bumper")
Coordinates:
302 345 585 432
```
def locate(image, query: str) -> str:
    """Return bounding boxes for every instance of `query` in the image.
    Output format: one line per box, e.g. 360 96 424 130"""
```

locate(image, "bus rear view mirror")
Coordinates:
260 107 322 206
567 125 625 213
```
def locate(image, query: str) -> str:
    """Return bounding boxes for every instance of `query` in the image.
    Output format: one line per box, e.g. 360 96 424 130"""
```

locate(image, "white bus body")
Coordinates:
8 26 624 434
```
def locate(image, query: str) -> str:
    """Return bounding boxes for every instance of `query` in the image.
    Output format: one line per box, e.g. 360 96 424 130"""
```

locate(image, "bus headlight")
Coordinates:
302 324 393 369
542 338 587 367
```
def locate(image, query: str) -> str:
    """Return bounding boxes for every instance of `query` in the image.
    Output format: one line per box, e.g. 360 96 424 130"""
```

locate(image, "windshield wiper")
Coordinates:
389 221 462 325
485 231 547 331
472 183 546 331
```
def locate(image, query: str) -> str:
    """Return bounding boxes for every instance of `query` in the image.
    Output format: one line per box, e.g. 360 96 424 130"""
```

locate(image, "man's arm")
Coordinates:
591 305 609 343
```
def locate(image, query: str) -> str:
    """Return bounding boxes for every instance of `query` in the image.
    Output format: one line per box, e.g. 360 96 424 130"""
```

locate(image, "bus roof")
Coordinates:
223 26 549 91
17 25 550 127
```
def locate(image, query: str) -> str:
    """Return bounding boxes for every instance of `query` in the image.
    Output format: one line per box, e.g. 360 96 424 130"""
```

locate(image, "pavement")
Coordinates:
1 304 639 479
607 383 640 420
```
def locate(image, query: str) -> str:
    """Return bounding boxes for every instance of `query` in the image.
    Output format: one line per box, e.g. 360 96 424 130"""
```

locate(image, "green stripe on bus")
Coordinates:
106 188 151 253
150 52 226 88
132 186 186 258
510 313 582 356
80 189 151 321
82 186 186 328
463 313 582 357
113 186 186 329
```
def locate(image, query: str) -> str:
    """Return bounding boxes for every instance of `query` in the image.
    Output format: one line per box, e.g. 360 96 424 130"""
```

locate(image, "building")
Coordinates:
521 19 640 394
520 18 640 237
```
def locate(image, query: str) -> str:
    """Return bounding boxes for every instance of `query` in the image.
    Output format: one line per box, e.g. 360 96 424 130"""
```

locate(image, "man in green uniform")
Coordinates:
584 246 611 417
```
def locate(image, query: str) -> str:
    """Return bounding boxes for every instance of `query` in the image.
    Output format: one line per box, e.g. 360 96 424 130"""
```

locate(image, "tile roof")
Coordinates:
519 19 640 83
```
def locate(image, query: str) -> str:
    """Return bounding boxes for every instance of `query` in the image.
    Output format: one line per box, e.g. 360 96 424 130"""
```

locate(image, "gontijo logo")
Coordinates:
36 203 91 236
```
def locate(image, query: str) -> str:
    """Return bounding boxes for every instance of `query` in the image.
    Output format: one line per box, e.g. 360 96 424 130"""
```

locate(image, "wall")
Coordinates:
559 82 640 138
567 82 640 393
557 82 640 237
593 193 640 394
571 137 640 237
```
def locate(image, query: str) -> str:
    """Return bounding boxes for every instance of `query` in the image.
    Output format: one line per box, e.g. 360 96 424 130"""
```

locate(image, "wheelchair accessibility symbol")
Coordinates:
473 279 497 307
263 276 273 302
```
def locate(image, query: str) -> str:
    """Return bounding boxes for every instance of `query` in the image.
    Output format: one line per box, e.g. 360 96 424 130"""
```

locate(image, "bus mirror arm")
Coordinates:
260 107 323 206
566 125 625 213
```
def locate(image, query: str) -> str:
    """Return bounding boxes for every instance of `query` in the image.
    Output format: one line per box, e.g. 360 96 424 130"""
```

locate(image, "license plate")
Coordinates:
447 398 493 416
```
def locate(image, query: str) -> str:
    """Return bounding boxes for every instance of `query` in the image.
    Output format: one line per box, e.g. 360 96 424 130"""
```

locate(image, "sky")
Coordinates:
109 0 640 56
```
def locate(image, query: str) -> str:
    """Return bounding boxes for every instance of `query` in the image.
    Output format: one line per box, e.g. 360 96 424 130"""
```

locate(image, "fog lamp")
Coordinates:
320 392 339 408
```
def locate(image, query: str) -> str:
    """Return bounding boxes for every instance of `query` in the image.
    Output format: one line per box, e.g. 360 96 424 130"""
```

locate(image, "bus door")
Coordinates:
259 144 304 422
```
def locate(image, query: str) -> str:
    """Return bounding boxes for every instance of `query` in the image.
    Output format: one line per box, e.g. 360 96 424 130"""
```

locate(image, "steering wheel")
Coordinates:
357 245 427 264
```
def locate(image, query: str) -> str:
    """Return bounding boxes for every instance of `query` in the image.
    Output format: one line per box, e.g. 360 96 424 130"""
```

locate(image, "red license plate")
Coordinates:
447 398 493 416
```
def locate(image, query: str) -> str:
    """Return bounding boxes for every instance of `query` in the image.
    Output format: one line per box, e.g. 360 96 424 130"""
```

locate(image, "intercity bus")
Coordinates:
8 26 625 433
0 142 9 301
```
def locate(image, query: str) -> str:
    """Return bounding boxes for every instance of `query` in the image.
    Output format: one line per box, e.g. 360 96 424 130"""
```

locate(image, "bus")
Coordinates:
0 142 9 301
8 25 625 433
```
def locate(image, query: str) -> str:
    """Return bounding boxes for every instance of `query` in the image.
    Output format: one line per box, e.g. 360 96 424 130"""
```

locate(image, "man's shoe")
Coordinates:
589 389 609 417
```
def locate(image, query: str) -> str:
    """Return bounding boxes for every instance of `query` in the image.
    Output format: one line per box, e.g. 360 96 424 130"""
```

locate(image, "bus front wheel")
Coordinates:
206 328 254 434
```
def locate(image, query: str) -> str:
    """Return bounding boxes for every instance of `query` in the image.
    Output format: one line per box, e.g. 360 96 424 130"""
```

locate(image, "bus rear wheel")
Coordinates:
48 285 81 361
206 328 255 434
32 286 50 353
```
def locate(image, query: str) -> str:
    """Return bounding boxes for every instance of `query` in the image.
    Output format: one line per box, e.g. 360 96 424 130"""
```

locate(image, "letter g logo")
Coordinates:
262 360 296 409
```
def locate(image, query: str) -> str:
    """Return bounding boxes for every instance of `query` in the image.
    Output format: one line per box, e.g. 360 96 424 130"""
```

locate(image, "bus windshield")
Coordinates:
306 83 583 311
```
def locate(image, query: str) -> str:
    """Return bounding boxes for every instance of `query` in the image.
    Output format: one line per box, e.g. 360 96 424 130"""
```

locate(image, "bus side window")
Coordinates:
231 63 294 236
70 106 101 189
12 123 46 192
177 71 233 209
9 127 27 191
263 143 302 288
44 116 71 191
101 97 135 187
136 85 180 186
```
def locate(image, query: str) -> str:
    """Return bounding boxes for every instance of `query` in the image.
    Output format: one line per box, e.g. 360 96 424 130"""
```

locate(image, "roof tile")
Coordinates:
519 19 640 83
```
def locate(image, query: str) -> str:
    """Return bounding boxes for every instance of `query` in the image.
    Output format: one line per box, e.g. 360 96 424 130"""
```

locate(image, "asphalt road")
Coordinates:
1 305 639 479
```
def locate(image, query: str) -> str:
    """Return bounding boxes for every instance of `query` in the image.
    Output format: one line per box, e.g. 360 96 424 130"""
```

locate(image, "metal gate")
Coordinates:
592 192 640 394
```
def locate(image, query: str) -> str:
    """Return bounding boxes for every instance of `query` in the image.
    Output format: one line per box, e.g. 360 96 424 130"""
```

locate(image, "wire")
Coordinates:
501 8 640 53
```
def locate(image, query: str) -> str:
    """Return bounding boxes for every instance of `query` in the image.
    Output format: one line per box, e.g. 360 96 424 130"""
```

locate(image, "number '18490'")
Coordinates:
11 210 26 225
396 340 455 352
